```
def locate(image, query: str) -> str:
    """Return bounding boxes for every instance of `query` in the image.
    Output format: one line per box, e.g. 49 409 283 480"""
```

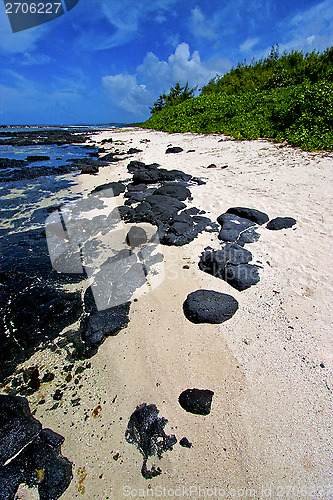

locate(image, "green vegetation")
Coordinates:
150 82 197 114
142 47 333 151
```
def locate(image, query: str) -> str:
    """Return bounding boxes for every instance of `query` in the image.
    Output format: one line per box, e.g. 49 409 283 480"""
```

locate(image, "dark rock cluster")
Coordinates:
118 160 217 246
0 229 84 381
199 243 260 291
0 160 81 182
199 206 297 291
26 155 51 162
0 129 88 146
0 395 72 500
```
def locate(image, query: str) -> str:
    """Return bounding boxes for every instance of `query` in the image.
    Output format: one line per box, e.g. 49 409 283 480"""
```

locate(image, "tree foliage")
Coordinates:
150 82 197 114
141 46 333 151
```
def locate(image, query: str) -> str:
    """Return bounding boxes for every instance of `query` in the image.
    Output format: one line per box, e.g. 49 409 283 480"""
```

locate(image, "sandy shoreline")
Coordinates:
4 128 332 499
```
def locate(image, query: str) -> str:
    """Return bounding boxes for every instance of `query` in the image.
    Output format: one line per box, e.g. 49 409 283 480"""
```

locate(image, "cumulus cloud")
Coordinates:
102 74 152 115
102 43 231 117
139 43 231 93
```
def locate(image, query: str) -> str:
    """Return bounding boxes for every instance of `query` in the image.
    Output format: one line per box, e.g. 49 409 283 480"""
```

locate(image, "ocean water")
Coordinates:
0 125 105 232
1 143 97 166
0 124 118 170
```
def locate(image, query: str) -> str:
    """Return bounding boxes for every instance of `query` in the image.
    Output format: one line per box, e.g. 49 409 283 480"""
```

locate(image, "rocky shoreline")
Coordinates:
0 127 331 499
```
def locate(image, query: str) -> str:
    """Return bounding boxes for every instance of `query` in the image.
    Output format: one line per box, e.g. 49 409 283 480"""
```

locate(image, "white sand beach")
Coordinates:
11 128 332 500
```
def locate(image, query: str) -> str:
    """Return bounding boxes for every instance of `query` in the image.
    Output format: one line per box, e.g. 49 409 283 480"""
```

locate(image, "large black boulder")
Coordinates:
266 217 296 230
226 207 269 225
199 244 253 272
217 213 258 244
153 182 191 201
183 289 238 324
134 195 186 225
198 245 260 291
179 389 214 415
199 243 252 279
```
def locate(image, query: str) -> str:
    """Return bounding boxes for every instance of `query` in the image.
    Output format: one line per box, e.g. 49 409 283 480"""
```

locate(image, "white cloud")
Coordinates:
239 37 259 53
102 43 232 116
21 52 51 65
138 43 229 92
278 0 333 53
102 74 152 115
190 7 217 40
79 0 177 51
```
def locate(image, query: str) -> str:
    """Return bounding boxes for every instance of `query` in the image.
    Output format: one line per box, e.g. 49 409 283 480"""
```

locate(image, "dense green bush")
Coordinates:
141 47 333 151
150 82 197 114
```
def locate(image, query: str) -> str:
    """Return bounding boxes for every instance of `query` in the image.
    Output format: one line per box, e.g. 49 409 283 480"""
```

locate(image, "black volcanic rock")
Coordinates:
81 162 99 174
119 160 216 246
199 244 253 272
153 182 191 201
217 213 258 244
226 207 269 225
134 195 186 225
128 160 191 185
165 147 183 154
179 437 192 448
199 245 260 291
0 158 26 169
0 229 84 381
183 289 238 324
236 226 261 245
179 389 214 415
26 155 51 162
266 217 296 230
125 403 177 479
0 395 72 500
81 286 131 355
223 263 260 291
82 303 131 355
0 129 88 146
127 147 142 154
126 226 148 248
0 395 42 467
90 181 126 197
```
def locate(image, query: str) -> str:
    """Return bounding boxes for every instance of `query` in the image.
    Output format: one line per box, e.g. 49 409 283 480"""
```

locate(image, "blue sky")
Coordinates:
0 0 332 125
